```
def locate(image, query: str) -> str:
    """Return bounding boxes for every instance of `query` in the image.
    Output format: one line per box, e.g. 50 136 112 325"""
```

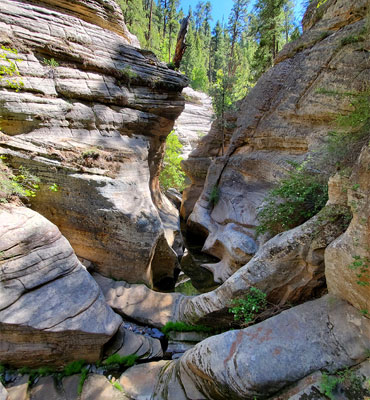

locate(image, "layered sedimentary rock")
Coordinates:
326 144 370 314
120 296 370 399
173 87 214 159
0 0 187 289
97 205 349 327
0 205 122 367
183 0 368 284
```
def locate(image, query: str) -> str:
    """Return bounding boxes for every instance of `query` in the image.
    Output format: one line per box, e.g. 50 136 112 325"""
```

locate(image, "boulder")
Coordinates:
105 324 163 360
94 273 183 328
326 144 370 315
179 205 349 326
122 296 370 399
183 0 368 285
0 205 122 367
0 0 187 288
0 383 9 400
80 375 128 400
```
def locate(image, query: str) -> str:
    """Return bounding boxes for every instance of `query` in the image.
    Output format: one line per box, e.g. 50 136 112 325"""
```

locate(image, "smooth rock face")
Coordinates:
105 324 163 360
0 206 122 367
0 383 8 400
94 273 183 328
326 144 370 315
178 205 349 326
174 87 214 160
0 0 187 288
81 374 128 400
183 0 368 284
129 296 370 400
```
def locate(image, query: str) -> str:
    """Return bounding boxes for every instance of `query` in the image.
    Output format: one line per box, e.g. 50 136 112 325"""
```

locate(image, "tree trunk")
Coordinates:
172 16 189 69
146 0 153 43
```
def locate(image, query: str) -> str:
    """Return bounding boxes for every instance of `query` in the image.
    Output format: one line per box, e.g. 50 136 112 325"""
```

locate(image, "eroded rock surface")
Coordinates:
0 205 122 367
326 144 370 315
174 87 214 160
183 0 368 284
0 0 187 288
94 273 183 328
105 324 163 360
121 296 370 400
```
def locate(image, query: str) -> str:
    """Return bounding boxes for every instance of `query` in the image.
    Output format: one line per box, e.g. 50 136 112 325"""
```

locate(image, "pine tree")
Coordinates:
252 0 292 79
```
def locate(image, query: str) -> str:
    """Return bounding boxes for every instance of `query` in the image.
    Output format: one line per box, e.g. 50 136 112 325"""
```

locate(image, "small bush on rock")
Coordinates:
256 163 328 236
229 287 267 324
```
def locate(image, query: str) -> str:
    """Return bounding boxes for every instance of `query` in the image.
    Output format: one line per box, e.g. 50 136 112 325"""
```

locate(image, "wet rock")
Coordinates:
0 206 122 367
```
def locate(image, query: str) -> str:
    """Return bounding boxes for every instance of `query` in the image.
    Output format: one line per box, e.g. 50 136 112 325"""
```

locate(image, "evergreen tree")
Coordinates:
252 0 293 79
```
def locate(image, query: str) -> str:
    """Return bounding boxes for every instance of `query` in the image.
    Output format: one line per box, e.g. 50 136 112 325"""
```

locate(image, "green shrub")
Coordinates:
347 256 370 287
161 321 214 336
208 185 220 206
159 131 186 191
63 360 86 376
0 46 24 91
77 367 89 395
256 164 328 236
113 381 124 391
320 90 370 170
43 58 59 68
103 354 138 367
228 287 267 324
0 160 40 202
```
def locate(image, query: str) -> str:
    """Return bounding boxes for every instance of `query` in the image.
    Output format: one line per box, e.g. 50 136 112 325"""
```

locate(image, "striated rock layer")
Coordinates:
173 87 214 160
183 0 368 284
0 206 122 367
119 296 370 399
0 0 187 289
326 144 370 315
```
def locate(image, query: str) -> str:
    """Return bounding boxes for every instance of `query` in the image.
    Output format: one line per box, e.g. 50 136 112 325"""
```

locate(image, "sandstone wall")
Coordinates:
183 0 368 284
0 0 188 289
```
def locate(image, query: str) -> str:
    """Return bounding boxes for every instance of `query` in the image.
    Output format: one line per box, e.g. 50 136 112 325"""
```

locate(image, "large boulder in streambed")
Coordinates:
0 205 122 367
120 295 370 399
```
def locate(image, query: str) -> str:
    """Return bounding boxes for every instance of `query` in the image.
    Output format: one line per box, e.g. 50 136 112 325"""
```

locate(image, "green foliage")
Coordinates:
49 183 58 192
161 321 214 336
320 373 339 400
209 184 220 206
159 131 186 191
322 90 370 171
78 367 89 395
113 381 124 391
43 58 59 68
0 160 40 202
63 360 86 376
0 46 24 91
341 34 366 46
320 369 368 400
347 256 370 287
228 287 267 324
103 354 138 367
256 163 328 236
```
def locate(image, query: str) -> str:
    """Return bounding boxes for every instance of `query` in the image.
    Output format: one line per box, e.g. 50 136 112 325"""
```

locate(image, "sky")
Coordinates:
178 0 307 29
